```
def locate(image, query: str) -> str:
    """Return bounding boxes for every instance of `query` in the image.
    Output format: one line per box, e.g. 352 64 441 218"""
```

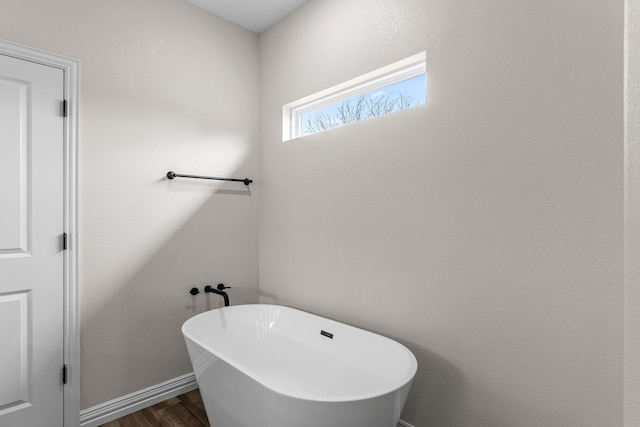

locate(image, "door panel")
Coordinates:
0 53 64 427
0 77 29 256
0 291 30 414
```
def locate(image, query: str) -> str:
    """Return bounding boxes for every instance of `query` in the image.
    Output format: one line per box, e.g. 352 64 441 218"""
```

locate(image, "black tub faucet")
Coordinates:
204 283 230 307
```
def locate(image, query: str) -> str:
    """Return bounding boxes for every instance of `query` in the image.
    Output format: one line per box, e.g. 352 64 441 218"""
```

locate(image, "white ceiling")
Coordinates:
186 0 311 33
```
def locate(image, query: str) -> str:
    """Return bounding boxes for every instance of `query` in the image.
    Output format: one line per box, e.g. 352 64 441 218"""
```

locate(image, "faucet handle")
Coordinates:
217 283 231 290
189 287 200 296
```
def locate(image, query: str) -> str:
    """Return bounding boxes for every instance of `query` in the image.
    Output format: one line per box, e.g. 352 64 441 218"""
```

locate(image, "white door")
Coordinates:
0 53 65 427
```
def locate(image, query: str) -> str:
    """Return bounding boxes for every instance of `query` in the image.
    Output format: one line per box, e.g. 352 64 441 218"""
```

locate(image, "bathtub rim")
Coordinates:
182 303 418 403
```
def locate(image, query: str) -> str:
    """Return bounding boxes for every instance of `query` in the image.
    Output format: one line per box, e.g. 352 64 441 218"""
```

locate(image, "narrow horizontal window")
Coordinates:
283 51 426 141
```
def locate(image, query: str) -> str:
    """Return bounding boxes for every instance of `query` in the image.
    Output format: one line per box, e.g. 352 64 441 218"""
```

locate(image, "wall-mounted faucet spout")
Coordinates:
204 283 230 307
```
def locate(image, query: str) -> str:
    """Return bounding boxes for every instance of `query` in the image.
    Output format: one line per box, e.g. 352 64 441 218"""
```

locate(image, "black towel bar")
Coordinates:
166 171 252 186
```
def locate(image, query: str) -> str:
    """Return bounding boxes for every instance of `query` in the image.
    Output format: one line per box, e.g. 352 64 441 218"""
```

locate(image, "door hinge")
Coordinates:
62 99 68 118
62 364 67 385
62 232 67 250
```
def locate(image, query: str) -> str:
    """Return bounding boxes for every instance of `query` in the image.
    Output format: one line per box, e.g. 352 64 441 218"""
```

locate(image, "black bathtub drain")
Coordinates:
320 330 334 339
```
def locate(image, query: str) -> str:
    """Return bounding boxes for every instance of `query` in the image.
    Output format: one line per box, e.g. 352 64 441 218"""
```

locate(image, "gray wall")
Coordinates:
0 0 260 409
259 1 624 426
626 0 640 425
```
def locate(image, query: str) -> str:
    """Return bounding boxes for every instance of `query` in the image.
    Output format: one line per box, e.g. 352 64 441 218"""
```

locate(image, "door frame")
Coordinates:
0 38 80 427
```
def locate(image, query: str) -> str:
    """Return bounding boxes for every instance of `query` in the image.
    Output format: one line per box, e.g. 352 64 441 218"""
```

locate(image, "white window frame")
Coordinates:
283 51 426 141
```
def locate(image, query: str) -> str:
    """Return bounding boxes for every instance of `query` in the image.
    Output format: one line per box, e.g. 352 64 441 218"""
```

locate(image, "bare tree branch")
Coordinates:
304 91 419 134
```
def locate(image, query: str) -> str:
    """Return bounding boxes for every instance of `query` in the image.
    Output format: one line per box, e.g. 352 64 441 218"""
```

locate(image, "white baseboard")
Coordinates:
78 371 412 427
79 372 198 427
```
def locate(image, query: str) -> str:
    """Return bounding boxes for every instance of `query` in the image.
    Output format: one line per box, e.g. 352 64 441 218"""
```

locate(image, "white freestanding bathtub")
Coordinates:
182 304 417 427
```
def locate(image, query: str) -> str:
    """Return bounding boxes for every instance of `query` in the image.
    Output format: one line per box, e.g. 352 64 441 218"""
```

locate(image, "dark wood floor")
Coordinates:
99 389 210 427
